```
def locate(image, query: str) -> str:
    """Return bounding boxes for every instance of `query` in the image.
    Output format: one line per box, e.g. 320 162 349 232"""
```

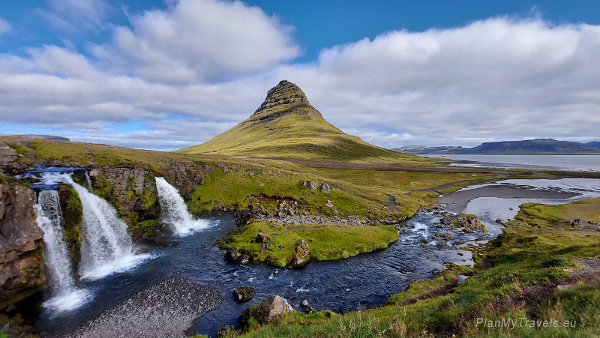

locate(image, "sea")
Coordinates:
419 154 600 172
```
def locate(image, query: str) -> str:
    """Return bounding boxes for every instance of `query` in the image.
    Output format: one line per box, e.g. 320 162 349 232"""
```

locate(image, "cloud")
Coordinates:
92 0 300 83
37 0 111 32
0 18 12 35
2 14 600 150
277 17 600 147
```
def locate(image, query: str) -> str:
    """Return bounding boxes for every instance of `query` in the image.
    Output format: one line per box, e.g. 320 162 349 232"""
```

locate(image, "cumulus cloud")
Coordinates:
92 0 300 82
279 17 600 147
2 14 600 150
0 18 11 35
36 0 112 32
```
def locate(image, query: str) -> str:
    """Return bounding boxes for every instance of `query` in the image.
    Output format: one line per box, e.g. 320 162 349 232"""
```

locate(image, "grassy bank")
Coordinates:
220 222 399 267
232 197 600 337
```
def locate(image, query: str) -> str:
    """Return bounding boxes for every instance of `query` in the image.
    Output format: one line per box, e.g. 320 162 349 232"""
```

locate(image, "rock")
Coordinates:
237 252 250 265
247 170 255 177
256 233 268 243
217 325 236 337
320 183 331 194
496 218 503 224
556 284 574 291
224 247 240 262
159 222 177 235
301 299 309 307
304 305 315 314
289 239 310 268
238 295 294 330
233 286 256 303
324 200 334 208
306 181 320 190
222 166 229 174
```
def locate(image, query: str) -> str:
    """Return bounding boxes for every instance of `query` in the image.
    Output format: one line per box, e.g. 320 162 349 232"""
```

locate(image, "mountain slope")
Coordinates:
395 139 600 155
179 80 417 162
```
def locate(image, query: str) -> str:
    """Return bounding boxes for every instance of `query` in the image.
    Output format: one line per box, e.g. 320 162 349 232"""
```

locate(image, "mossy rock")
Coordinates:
57 185 83 268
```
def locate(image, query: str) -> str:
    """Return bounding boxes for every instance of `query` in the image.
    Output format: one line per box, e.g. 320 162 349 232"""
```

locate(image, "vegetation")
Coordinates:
220 221 399 267
233 198 600 337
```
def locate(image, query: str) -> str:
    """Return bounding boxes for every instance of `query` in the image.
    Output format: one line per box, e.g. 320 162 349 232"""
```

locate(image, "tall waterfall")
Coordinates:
155 177 210 235
40 173 149 281
35 190 91 312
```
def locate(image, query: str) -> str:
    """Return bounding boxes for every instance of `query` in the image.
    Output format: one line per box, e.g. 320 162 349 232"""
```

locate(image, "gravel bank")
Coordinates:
439 184 578 213
59 276 222 338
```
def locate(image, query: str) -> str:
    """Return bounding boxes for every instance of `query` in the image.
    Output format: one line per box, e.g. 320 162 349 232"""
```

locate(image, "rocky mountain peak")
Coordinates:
253 80 311 115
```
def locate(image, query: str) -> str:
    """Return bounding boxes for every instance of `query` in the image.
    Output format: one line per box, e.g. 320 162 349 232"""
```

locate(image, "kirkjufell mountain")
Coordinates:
179 80 410 162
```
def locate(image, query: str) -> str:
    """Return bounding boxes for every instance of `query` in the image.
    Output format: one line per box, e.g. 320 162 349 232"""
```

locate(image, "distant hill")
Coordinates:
394 145 464 155
582 141 600 149
395 139 600 155
179 80 419 162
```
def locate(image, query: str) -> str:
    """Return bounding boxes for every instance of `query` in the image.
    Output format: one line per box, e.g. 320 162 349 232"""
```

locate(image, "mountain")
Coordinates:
397 139 600 155
179 80 412 162
394 145 464 154
583 141 600 149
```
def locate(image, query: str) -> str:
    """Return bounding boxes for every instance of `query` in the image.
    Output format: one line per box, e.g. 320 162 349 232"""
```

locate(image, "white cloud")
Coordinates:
92 0 300 82
277 17 600 147
37 0 111 32
0 18 12 35
2 14 600 150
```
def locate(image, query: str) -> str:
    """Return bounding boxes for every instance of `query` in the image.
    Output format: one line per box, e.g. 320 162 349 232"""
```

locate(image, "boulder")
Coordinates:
233 286 256 303
289 239 310 268
256 233 268 243
224 247 240 262
216 325 236 337
238 295 294 330
306 181 320 190
320 183 331 194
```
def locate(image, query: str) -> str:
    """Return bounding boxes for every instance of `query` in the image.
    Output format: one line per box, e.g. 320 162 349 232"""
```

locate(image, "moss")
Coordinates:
221 221 399 267
57 185 83 267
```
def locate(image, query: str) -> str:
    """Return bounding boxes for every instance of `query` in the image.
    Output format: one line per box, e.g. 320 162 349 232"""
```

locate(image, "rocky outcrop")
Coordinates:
289 239 310 268
233 286 255 303
435 213 484 233
57 185 83 269
238 295 294 331
299 180 331 194
0 183 45 302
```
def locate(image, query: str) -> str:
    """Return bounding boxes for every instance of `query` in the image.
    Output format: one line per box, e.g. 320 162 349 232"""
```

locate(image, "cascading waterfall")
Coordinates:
35 190 91 312
155 177 210 235
84 172 93 192
39 172 150 281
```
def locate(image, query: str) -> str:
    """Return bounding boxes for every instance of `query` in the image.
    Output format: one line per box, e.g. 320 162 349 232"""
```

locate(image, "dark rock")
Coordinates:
304 306 315 314
217 325 235 337
159 222 177 235
256 233 268 243
224 247 240 262
237 252 250 265
233 286 256 303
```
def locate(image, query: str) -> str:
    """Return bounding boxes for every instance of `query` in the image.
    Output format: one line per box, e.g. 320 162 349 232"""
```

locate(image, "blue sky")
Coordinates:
1 0 600 150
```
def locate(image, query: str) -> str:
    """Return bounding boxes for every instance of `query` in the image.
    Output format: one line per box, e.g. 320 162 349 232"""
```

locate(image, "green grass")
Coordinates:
3 141 29 155
221 221 399 267
233 198 600 338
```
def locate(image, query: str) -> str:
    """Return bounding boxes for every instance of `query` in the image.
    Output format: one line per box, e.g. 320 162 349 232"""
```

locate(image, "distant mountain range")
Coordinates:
395 139 600 155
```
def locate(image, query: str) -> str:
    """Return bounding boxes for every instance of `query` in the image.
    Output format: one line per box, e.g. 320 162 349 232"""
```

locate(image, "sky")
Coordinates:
1 0 600 151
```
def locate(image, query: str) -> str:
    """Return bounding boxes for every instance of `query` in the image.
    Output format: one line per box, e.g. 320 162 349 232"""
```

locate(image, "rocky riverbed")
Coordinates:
58 276 222 338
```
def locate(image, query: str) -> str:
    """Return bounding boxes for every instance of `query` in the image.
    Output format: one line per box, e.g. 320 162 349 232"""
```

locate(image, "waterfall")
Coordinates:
35 190 91 312
84 172 93 192
155 177 210 235
40 173 150 281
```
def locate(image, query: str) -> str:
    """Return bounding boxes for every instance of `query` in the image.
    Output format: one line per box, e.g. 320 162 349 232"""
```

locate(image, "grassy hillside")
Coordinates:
234 198 600 338
178 80 420 163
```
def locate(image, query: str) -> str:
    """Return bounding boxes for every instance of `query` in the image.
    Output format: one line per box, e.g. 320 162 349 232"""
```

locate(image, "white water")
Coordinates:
35 190 91 313
155 177 211 235
40 173 150 281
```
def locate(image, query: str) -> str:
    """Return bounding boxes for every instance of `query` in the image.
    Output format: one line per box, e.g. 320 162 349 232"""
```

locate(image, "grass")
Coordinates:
233 198 600 338
220 221 399 267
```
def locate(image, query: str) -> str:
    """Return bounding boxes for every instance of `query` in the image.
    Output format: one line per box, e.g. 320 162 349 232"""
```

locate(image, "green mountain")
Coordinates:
179 80 414 162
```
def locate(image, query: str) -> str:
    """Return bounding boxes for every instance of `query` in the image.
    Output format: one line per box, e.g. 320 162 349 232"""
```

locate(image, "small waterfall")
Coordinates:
84 172 93 192
35 190 91 312
155 177 210 235
39 173 150 281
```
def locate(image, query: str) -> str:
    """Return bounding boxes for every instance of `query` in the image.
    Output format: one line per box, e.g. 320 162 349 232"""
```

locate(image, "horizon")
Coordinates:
1 1 600 151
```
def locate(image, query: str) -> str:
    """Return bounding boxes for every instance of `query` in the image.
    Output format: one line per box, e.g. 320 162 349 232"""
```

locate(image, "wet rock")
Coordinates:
224 247 240 262
159 222 177 235
301 299 309 307
216 325 235 337
233 286 256 303
289 239 310 268
237 252 250 265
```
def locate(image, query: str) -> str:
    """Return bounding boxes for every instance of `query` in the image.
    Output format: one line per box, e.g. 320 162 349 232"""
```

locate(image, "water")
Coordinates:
34 190 92 313
155 177 211 235
424 154 600 171
30 176 600 337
